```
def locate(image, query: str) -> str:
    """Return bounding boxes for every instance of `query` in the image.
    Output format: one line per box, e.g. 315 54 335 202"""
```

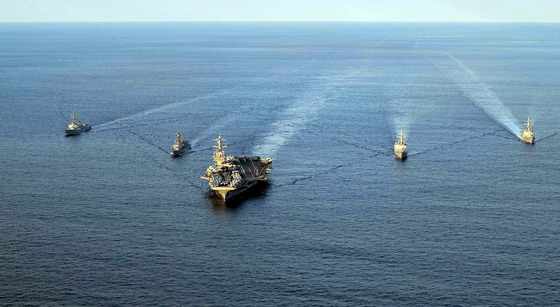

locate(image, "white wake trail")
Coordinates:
391 98 430 137
252 92 327 157
95 91 222 131
442 53 522 136
252 68 364 157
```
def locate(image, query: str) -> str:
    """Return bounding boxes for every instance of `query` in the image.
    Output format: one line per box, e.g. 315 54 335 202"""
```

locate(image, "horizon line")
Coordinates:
1 20 559 24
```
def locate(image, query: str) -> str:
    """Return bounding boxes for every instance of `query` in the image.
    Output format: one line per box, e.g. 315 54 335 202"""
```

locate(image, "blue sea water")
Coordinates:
1 22 559 306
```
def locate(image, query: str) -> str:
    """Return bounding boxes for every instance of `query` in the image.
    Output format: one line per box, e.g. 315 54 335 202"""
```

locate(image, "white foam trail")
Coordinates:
252 92 326 157
392 98 418 136
392 97 434 144
95 91 221 131
393 112 410 137
442 53 522 136
189 117 235 147
251 68 363 157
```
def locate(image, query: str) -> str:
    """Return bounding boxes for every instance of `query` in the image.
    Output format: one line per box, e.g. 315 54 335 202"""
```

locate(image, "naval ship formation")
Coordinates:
62 109 537 201
201 135 273 201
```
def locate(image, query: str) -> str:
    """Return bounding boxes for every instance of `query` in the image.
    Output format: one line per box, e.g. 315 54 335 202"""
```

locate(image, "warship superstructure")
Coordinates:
201 135 273 201
64 112 91 136
170 129 191 157
519 117 535 144
394 131 408 160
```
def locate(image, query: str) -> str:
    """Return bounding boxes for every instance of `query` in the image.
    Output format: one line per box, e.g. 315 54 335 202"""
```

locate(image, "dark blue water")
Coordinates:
1 22 559 306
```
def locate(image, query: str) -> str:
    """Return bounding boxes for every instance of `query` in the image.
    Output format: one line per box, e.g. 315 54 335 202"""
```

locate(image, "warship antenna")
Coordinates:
212 134 228 164
213 134 227 152
176 129 181 143
526 117 532 130
398 131 406 144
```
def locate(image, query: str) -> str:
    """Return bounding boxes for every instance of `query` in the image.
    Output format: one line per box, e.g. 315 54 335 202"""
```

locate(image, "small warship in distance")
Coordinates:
170 129 191 157
519 117 535 144
394 131 408 160
201 135 273 201
65 112 91 136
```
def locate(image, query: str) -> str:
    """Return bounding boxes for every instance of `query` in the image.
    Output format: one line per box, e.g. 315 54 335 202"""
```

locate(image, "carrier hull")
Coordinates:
211 181 257 201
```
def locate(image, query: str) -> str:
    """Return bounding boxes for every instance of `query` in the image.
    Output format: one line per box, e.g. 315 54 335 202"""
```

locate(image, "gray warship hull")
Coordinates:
394 151 407 160
64 125 91 136
170 144 190 157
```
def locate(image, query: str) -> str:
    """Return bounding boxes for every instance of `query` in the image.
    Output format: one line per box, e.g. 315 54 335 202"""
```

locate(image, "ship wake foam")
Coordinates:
251 92 327 157
95 91 222 131
251 68 365 157
436 53 522 137
188 102 253 148
391 98 432 138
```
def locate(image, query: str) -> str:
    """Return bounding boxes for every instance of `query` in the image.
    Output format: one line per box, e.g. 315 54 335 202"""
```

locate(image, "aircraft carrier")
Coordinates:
201 135 273 201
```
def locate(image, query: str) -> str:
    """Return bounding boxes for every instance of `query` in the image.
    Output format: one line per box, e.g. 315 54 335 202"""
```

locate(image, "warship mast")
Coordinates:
398 131 405 144
525 117 532 131
176 129 182 144
212 134 227 164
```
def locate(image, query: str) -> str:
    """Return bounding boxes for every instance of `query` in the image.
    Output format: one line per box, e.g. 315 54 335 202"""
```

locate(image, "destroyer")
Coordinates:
64 112 91 136
394 131 408 160
201 135 273 201
519 117 535 144
170 129 191 157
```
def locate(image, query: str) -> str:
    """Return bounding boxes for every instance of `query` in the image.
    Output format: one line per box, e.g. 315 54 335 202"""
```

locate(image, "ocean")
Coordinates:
1 22 559 305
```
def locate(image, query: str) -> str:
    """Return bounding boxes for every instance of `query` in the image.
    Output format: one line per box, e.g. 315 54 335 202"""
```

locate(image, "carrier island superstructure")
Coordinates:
519 117 535 144
201 135 273 201
394 131 408 160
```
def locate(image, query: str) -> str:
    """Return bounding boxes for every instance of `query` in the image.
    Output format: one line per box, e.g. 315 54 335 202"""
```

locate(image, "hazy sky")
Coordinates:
1 0 559 22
